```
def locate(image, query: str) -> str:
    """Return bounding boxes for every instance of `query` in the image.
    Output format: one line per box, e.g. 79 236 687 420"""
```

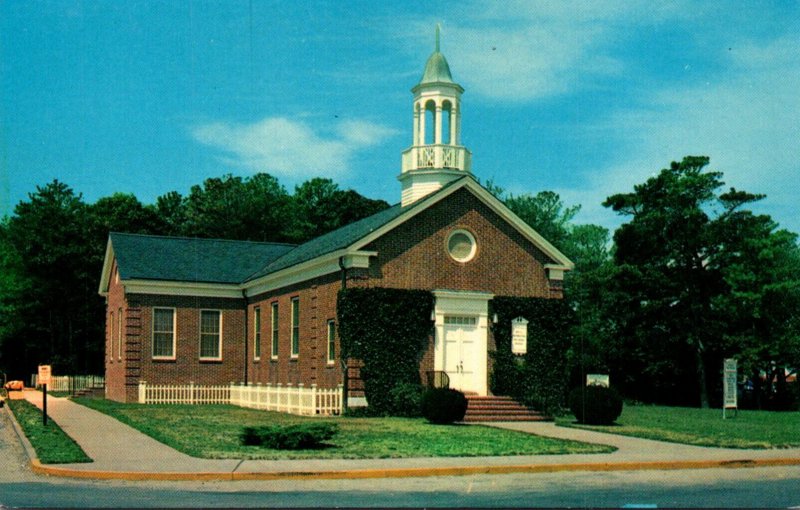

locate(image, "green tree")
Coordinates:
0 220 31 379
603 156 775 408
180 173 293 242
155 191 188 236
289 178 389 242
714 215 800 409
0 181 99 377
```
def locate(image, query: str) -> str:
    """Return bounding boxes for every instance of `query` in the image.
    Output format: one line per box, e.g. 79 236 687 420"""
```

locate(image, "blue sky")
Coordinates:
2 1 798 234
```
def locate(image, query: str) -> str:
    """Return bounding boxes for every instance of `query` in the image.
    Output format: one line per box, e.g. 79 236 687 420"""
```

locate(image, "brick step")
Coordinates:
72 387 104 398
463 395 551 422
467 405 538 413
462 414 550 422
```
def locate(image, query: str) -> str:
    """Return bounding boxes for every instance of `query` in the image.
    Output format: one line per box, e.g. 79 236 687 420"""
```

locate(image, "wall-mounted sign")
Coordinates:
38 365 52 386
723 358 737 418
586 374 610 387
511 317 528 355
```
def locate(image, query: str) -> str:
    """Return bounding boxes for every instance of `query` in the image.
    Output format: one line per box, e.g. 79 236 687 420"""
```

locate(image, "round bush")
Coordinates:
388 383 424 417
420 388 468 424
569 385 623 425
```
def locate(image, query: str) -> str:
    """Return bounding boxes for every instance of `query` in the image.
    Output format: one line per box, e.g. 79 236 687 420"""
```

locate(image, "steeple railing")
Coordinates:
401 144 471 173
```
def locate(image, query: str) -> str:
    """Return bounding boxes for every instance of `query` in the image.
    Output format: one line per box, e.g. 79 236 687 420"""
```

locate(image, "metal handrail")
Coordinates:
425 370 450 389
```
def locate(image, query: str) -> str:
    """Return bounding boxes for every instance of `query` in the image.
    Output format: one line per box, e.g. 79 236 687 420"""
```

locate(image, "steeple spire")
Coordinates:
399 29 472 207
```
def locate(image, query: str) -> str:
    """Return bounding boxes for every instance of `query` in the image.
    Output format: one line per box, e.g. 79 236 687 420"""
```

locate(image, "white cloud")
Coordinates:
192 116 398 180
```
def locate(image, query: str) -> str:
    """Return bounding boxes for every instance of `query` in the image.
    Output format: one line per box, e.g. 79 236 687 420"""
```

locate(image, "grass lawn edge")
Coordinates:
554 405 800 450
73 398 615 460
6 398 92 464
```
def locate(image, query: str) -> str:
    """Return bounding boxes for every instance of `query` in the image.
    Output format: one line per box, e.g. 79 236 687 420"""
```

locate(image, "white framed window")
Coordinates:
444 316 477 326
152 307 176 359
291 297 300 358
109 311 115 362
271 302 279 359
327 320 336 365
447 229 477 263
253 306 261 361
199 310 222 360
117 307 123 359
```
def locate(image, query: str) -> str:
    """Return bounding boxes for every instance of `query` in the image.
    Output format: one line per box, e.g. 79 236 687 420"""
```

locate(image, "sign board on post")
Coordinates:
511 317 528 355
38 365 51 386
586 374 610 387
723 358 738 419
38 364 52 426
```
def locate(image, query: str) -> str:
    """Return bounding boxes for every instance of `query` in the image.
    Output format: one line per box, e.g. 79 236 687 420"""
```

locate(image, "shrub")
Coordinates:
569 385 623 425
387 383 424 417
240 422 338 449
240 426 263 446
421 388 468 424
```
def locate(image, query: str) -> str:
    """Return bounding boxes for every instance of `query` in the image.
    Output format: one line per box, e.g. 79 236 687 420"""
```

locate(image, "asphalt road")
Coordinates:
3 408 800 508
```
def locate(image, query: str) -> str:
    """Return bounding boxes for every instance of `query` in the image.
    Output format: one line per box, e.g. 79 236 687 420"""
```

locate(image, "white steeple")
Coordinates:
399 26 472 207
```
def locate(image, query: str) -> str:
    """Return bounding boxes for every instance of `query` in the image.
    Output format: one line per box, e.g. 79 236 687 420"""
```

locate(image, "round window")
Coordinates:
447 229 477 263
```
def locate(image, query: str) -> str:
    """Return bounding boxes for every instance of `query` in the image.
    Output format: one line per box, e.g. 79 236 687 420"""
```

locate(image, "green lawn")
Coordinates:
74 398 614 460
557 405 800 449
7 399 92 464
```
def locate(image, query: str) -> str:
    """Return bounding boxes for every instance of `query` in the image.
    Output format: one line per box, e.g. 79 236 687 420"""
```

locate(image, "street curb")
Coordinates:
29 456 800 481
3 401 40 464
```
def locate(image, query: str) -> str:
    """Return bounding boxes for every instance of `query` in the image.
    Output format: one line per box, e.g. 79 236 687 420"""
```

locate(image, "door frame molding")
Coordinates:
432 290 493 396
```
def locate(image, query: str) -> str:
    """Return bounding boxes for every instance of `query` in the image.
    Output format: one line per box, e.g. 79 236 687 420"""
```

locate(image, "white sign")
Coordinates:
38 365 52 386
723 358 737 410
511 317 528 355
587 374 610 387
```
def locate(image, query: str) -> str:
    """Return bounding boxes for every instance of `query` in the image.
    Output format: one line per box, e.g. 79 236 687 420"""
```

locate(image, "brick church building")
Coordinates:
98 37 573 404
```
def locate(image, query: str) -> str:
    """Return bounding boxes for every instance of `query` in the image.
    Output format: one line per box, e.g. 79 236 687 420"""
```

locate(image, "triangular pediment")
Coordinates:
347 177 574 270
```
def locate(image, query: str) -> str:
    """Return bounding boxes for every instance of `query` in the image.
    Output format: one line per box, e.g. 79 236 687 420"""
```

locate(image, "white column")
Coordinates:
413 106 420 146
434 104 443 144
418 102 426 146
450 106 458 146
455 107 461 145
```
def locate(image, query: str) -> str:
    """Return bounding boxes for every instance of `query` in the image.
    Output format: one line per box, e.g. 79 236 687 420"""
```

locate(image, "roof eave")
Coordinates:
243 249 377 298
123 279 244 298
97 238 115 297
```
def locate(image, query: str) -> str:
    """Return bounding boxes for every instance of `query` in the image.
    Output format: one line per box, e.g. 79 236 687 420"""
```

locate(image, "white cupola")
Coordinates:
399 27 472 207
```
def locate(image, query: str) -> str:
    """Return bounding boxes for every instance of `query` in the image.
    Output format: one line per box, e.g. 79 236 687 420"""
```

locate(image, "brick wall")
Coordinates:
246 273 343 391
128 294 246 394
363 188 557 297
104 261 127 402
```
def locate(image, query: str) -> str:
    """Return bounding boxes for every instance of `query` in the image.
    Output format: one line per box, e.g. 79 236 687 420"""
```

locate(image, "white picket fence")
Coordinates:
137 382 231 405
137 381 343 416
31 374 105 392
230 383 343 416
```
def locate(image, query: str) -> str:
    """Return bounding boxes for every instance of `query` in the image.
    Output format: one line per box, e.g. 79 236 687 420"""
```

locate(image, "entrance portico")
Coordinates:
432 290 493 396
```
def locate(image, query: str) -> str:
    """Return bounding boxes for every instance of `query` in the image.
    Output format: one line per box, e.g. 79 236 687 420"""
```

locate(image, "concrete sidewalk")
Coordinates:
15 389 800 480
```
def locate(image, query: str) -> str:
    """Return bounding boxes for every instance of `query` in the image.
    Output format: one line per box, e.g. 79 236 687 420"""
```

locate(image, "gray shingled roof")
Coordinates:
110 233 295 284
245 203 406 281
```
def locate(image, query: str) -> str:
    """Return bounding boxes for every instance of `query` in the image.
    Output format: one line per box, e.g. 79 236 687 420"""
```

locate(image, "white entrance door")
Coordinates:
443 316 478 393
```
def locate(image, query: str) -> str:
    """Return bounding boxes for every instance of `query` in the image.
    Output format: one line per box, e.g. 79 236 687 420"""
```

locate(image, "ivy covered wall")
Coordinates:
489 296 574 415
337 287 434 414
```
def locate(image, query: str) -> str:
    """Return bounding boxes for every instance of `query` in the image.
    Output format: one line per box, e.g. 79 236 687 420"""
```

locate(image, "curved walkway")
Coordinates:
13 390 800 480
